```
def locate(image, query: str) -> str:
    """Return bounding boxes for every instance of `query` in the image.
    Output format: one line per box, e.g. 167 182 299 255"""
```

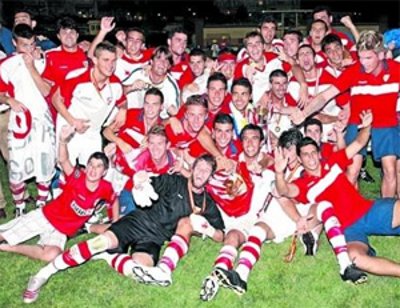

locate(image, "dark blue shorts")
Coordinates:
371 126 400 161
344 198 400 254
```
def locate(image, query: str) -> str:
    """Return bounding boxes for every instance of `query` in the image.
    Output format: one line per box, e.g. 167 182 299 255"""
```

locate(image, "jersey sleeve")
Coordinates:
328 149 353 171
334 64 358 94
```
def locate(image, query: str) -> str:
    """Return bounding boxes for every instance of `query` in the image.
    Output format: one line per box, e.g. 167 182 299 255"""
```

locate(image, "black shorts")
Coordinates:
108 210 170 256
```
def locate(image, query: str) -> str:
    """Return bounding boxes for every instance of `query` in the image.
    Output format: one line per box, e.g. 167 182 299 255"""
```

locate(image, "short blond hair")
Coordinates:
357 30 384 53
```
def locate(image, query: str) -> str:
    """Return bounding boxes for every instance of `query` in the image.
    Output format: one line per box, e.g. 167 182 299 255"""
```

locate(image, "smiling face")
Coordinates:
299 144 321 172
189 55 206 77
148 133 168 162
93 49 117 77
270 76 288 100
324 41 344 66
246 35 264 62
207 80 226 111
232 84 251 112
168 32 188 57
184 104 207 134
151 52 171 77
242 129 262 159
260 22 277 44
85 158 107 183
125 30 145 57
143 94 163 121
57 28 79 50
213 122 234 151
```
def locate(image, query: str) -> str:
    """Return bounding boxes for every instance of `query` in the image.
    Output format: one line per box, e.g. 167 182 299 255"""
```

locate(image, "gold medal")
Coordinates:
275 126 281 133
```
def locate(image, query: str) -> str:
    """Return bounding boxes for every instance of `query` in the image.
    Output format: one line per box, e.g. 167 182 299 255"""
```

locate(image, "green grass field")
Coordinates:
0 157 399 307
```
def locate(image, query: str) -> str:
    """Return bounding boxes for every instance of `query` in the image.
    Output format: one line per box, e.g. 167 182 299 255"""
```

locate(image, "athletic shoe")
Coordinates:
22 276 48 304
131 264 172 287
359 168 375 183
300 231 318 256
200 274 220 301
214 268 247 295
341 264 368 285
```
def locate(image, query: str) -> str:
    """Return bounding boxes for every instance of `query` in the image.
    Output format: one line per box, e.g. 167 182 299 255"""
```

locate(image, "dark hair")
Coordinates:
309 19 329 33
192 154 217 175
213 113 234 128
322 33 343 52
278 128 303 149
12 24 35 40
207 72 227 89
94 41 116 57
151 45 173 66
145 87 164 104
283 30 303 44
259 15 278 28
244 31 264 46
125 27 145 43
168 27 188 39
304 117 323 133
14 7 34 19
312 5 332 18
185 94 208 110
269 69 288 83
296 137 320 156
297 44 316 57
56 16 78 33
231 77 252 95
240 124 264 142
190 47 206 61
88 152 109 170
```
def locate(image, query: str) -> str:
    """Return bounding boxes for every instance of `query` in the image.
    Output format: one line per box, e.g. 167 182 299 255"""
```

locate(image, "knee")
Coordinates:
177 217 193 234
42 247 62 262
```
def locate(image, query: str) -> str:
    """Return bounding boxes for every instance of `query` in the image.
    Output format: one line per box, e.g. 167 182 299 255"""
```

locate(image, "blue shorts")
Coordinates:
344 198 400 254
371 126 400 161
345 124 367 156
118 189 137 216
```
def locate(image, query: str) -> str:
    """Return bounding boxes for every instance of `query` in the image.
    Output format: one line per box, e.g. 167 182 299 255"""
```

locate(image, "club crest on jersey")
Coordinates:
383 74 390 82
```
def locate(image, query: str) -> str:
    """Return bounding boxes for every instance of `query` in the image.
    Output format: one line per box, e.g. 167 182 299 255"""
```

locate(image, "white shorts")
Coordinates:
0 208 67 250
259 200 312 243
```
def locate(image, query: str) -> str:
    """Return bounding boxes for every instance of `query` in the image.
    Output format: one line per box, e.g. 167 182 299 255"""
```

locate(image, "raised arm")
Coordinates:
87 17 116 60
345 110 372 160
274 147 300 198
58 125 76 176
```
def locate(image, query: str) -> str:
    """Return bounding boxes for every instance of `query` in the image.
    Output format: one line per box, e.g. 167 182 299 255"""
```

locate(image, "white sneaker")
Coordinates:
22 276 47 304
200 274 220 301
131 264 172 287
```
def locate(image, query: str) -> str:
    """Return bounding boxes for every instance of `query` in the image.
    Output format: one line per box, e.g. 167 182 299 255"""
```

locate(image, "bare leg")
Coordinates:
381 155 397 198
348 241 400 277
0 244 61 262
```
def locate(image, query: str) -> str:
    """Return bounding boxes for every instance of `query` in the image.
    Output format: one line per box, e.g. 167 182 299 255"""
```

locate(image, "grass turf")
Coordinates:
0 157 399 307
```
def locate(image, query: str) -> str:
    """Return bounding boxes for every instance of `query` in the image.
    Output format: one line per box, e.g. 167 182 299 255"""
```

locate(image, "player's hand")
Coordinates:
103 142 117 160
100 16 116 33
167 105 178 117
358 109 373 128
22 52 35 69
127 79 149 93
297 83 309 109
59 125 76 143
71 117 90 134
78 40 91 52
340 15 355 29
132 171 158 207
274 146 289 174
296 216 309 235
8 98 27 113
115 30 126 46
